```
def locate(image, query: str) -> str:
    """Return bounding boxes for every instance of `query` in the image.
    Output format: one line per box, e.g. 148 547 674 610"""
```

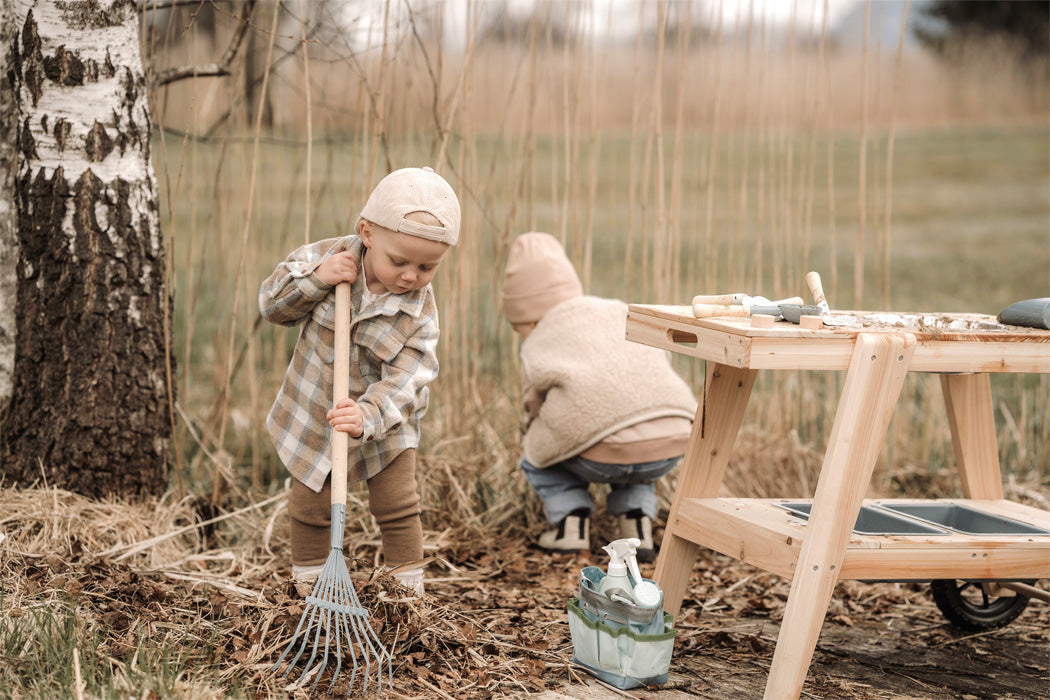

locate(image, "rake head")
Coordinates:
272 547 393 694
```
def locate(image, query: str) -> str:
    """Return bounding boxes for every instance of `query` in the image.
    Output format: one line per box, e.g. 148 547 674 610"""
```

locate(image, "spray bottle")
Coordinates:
598 538 640 600
599 538 666 635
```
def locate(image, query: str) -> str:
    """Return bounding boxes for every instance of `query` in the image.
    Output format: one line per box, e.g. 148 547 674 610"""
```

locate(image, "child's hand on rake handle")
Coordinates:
316 247 358 286
327 397 363 438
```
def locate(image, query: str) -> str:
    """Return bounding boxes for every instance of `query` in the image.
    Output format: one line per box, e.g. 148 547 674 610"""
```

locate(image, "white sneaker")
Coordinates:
538 510 590 552
619 511 655 562
389 567 425 597
292 564 324 581
291 563 323 596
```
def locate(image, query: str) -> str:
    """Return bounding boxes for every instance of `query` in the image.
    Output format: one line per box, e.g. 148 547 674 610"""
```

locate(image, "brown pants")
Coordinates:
289 449 423 567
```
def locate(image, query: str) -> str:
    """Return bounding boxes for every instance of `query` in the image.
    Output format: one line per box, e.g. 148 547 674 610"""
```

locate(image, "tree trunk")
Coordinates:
0 0 17 409
1 0 173 497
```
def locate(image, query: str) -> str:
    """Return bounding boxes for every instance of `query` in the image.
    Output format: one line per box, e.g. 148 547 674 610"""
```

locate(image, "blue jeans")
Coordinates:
520 455 682 524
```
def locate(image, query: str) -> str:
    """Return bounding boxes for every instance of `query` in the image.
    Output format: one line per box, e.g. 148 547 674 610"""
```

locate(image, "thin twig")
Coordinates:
414 676 457 700
210 0 280 509
98 490 286 561
929 627 1007 649
153 1 256 86
147 569 262 600
141 0 214 10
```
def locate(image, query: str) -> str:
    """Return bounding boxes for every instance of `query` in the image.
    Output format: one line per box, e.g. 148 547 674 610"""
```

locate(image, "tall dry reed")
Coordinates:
145 0 1049 528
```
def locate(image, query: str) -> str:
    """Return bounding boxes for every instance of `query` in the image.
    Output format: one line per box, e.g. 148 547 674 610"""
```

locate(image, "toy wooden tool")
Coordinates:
692 302 750 318
804 271 858 327
272 282 393 694
692 293 805 319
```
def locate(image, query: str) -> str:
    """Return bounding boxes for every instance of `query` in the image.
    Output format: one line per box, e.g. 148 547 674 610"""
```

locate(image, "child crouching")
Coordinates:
502 232 698 562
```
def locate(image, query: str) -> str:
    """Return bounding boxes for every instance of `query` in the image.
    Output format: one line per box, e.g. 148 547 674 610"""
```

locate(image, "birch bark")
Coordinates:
1 0 173 496
1 0 17 408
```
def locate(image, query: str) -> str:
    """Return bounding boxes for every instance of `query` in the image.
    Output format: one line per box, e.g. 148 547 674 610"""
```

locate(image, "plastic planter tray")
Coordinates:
878 502 1050 536
775 502 950 536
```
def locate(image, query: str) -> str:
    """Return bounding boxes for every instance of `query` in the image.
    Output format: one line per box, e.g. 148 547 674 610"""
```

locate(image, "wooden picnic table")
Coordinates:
624 304 1050 700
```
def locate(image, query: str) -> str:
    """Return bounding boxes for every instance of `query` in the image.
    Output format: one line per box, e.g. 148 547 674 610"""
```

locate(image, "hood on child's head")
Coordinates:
356 167 461 246
501 232 584 325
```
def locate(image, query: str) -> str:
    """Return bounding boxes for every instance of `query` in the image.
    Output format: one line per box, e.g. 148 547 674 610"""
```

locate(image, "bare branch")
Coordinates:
152 0 255 87
141 0 217 10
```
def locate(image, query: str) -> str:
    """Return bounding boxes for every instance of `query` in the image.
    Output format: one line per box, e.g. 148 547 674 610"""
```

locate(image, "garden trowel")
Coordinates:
692 293 805 320
804 271 859 327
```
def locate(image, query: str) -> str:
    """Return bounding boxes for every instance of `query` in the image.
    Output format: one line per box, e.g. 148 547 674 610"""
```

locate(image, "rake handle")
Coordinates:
331 281 351 506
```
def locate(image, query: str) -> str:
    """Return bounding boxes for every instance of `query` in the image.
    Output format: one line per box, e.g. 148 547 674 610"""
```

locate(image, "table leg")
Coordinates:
655 362 757 616
764 333 915 700
940 373 1003 499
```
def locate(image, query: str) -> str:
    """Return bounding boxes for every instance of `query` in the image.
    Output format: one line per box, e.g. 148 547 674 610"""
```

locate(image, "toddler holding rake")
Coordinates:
260 167 460 596
501 232 698 562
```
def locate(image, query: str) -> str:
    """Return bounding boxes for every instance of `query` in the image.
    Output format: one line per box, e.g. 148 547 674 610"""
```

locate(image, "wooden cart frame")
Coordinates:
625 305 1050 700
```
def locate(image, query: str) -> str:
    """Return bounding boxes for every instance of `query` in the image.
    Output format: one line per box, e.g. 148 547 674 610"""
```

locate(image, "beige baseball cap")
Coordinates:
501 232 583 325
356 167 461 245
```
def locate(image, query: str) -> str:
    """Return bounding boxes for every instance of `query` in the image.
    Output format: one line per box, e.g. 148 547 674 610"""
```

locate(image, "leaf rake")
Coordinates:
272 282 393 693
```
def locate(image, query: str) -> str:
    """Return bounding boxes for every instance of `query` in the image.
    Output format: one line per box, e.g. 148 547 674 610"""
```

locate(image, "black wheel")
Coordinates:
930 579 1031 631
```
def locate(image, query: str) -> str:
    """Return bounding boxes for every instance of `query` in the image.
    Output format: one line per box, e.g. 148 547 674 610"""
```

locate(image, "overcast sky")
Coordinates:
437 0 867 46
341 0 869 51
505 0 865 36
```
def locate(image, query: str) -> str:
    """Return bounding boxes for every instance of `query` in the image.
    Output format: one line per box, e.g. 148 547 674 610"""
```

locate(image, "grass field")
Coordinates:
140 7 1050 514
156 123 1049 513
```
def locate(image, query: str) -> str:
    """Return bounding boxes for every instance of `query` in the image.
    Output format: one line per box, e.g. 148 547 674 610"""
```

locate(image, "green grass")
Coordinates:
0 598 252 700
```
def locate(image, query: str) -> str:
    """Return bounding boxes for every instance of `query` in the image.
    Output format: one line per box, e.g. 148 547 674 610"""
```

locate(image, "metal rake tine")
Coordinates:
329 571 368 694
349 604 394 691
337 575 392 694
285 568 330 687
344 608 365 692
334 586 361 693
344 579 373 695
308 607 333 691
347 577 393 689
303 565 343 690
361 615 394 692
374 619 395 689
297 600 328 685
274 592 321 676
275 561 333 676
271 599 311 673
325 600 344 692
327 577 359 692
357 615 374 695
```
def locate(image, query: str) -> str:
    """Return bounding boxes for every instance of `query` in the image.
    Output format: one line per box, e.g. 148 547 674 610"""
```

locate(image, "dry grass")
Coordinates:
3 470 1047 698
0 476 568 698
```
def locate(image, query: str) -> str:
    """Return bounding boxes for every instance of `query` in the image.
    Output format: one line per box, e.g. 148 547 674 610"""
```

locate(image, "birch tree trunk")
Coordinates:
1 0 173 497
1 0 17 409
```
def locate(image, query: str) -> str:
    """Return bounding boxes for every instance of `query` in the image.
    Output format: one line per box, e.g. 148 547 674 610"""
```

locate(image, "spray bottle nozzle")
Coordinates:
602 538 642 582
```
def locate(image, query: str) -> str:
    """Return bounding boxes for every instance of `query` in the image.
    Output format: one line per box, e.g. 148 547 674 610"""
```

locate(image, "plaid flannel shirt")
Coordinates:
259 235 440 491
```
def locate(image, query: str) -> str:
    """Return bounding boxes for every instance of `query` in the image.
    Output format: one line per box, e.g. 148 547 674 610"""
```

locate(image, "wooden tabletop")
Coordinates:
626 304 1050 374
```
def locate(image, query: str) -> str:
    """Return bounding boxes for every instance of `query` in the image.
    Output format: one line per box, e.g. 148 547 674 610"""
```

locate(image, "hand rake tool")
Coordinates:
273 281 393 694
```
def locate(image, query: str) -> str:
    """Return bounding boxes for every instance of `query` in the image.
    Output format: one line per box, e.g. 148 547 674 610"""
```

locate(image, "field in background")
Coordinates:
146 8 1049 532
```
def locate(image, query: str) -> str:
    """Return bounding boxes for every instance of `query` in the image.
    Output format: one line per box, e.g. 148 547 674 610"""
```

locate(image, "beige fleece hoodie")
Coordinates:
519 295 697 468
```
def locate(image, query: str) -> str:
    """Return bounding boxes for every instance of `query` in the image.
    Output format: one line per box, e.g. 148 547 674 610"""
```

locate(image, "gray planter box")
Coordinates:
879 503 1050 536
776 502 950 536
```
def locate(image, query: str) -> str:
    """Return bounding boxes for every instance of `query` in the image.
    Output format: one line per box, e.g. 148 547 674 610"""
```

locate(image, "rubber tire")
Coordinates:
930 579 1031 631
